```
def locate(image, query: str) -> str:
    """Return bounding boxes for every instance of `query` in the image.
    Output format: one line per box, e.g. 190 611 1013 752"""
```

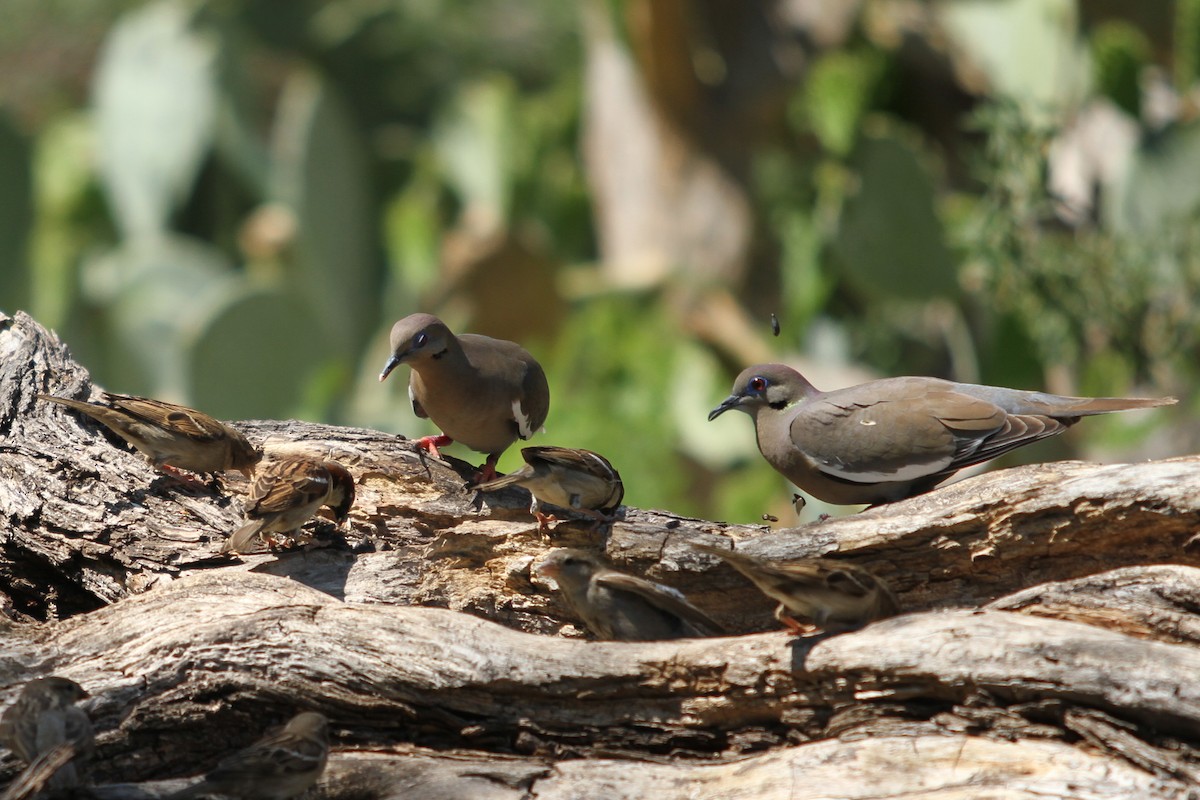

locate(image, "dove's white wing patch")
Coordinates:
513 399 535 439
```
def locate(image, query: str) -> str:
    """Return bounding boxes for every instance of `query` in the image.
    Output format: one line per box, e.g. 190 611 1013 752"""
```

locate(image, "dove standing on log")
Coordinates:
535 549 722 641
223 457 355 554
165 711 329 800
0 676 95 797
708 364 1177 506
39 392 261 483
692 543 899 634
475 446 623 531
378 313 550 483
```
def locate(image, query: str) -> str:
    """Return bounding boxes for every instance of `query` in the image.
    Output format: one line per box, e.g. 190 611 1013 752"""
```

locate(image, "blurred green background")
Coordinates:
3 0 1197 522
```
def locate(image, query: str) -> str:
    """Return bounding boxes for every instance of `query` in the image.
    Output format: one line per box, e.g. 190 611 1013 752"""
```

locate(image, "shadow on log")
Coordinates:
3 310 1200 798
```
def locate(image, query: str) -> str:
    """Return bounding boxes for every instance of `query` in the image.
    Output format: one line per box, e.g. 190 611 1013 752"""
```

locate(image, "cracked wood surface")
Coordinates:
3 309 1200 799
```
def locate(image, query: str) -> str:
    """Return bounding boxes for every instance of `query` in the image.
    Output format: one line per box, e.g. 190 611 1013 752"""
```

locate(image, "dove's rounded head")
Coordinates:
708 364 820 421
380 313 453 381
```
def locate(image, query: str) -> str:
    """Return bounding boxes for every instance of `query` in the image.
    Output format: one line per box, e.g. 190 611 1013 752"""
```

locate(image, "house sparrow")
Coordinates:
0 677 94 796
39 392 261 483
0 744 78 800
475 446 623 531
378 313 550 483
222 457 355 554
534 548 722 641
166 711 329 799
709 364 1176 505
692 543 899 634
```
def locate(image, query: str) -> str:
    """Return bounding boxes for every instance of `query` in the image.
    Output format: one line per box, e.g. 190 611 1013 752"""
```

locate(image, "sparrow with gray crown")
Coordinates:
475 446 623 531
223 457 355 554
535 548 722 641
693 542 898 634
39 392 261 485
0 676 94 796
165 711 329 800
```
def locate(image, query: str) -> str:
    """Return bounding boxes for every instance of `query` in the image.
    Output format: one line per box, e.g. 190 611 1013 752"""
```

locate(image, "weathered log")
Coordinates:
3 309 1200 799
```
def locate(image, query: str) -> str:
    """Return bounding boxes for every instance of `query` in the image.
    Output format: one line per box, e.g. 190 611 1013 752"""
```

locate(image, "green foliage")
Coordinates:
187 284 335 420
1090 21 1150 117
93 1 217 240
967 101 1200 390
540 292 696 512
936 0 1090 120
0 113 32 312
1177 0 1200 88
833 130 958 302
795 49 888 158
270 69 376 357
1111 123 1200 233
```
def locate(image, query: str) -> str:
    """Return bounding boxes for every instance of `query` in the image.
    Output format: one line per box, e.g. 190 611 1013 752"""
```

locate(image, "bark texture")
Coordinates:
2 309 1200 799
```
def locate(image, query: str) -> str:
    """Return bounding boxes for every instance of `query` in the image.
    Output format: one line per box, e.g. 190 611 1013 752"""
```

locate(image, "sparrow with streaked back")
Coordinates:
475 446 623 531
0 676 94 796
165 711 329 800
378 313 550 483
692 542 899 634
709 364 1177 506
222 457 355 554
39 392 260 483
535 548 722 641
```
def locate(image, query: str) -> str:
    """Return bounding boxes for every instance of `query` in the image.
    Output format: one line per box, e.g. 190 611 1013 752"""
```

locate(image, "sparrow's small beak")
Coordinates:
379 353 402 382
533 558 559 580
708 394 744 421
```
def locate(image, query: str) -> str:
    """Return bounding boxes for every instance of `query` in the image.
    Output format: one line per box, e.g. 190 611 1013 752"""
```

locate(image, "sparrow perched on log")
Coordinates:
222 457 355 554
475 446 623 531
39 392 260 484
378 313 550 483
0 676 94 796
709 363 1177 506
692 543 899 634
535 548 722 641
165 711 329 800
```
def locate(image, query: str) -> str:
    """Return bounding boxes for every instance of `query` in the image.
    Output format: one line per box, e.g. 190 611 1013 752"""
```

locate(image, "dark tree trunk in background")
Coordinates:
3 309 1200 799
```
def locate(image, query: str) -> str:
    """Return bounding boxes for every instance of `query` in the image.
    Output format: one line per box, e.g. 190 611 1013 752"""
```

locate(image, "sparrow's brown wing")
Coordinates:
594 572 723 636
245 460 332 516
104 393 232 444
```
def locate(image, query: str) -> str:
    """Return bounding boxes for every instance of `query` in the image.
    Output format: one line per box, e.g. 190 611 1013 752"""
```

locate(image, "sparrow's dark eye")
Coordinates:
749 376 768 392
414 332 428 347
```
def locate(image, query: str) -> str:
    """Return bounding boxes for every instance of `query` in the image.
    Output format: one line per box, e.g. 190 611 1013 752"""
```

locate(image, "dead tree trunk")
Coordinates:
3 309 1200 799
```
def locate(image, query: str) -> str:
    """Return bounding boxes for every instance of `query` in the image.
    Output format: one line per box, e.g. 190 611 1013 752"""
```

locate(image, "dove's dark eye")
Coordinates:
414 332 428 347
749 376 768 392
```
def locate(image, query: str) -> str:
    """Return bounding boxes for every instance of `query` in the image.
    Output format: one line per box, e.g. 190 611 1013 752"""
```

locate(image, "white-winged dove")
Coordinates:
378 313 550 483
165 712 329 800
535 548 723 641
222 457 355 554
692 543 898 634
0 676 94 796
475 446 623 531
39 392 261 483
709 364 1177 506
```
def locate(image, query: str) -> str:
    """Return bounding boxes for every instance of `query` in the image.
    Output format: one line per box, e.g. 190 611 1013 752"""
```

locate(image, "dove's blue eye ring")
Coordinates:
414 332 428 347
749 376 768 392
